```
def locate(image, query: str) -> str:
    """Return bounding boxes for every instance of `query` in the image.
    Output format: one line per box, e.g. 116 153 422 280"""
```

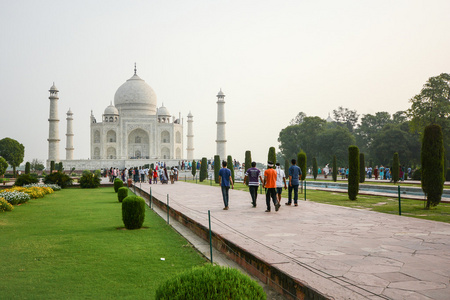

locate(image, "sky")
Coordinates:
1 0 449 166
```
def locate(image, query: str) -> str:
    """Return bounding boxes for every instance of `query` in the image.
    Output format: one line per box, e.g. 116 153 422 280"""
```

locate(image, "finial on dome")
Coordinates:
134 63 137 75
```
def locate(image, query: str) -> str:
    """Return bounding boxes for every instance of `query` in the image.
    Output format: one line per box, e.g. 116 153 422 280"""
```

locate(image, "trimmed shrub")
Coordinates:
332 155 337 182
312 157 318 180
191 160 197 178
214 155 220 184
446 168 450 182
392 153 400 183
25 162 31 174
227 155 235 184
0 197 14 212
122 195 146 229
412 169 421 180
244 151 252 174
14 174 38 186
155 264 266 300
359 153 365 183
421 124 445 208
284 158 289 176
0 157 7 177
80 171 101 188
114 178 123 193
268 147 276 165
297 151 306 181
44 172 73 188
118 187 128 202
348 145 359 200
50 161 55 173
200 157 208 182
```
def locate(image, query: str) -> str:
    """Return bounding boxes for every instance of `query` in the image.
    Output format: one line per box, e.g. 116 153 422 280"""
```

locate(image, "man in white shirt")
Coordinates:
275 162 287 205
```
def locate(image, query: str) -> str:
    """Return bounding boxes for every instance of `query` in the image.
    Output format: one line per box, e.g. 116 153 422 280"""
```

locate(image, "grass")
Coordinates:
184 178 450 223
0 187 206 299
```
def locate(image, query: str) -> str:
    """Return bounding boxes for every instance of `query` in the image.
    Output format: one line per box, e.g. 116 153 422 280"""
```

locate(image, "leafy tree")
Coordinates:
359 153 365 183
297 151 307 182
355 112 392 152
332 155 337 182
30 159 45 171
0 138 25 176
312 157 318 180
421 125 445 208
200 157 208 182
227 155 235 184
348 146 359 200
191 160 197 178
268 147 276 165
392 152 400 183
333 106 359 132
317 125 355 166
289 111 306 125
0 157 8 177
214 155 220 184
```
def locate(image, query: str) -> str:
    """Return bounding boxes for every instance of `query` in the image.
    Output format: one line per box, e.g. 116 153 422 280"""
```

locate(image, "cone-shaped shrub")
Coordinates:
118 187 128 203
332 155 337 182
227 155 235 183
359 153 365 183
199 157 208 182
268 147 276 165
312 157 318 180
214 155 220 184
25 162 31 174
297 151 306 181
114 178 123 193
191 160 197 178
392 152 400 183
348 145 359 200
155 264 266 300
421 124 445 208
284 158 289 175
244 150 252 184
122 195 146 229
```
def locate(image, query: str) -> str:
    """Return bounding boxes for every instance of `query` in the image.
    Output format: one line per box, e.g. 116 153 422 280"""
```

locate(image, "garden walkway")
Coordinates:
134 181 449 299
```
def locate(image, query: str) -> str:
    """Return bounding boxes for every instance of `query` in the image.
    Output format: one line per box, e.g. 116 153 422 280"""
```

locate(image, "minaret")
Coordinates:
216 89 226 160
65 108 74 160
47 83 60 165
186 111 194 160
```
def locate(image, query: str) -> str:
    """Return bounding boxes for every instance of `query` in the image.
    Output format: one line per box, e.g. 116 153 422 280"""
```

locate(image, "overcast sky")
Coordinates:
1 0 449 166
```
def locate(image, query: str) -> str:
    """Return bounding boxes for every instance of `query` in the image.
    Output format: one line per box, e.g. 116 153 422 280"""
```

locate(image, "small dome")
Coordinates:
187 111 193 117
114 74 157 116
49 82 58 92
157 103 170 116
217 88 225 96
104 103 119 115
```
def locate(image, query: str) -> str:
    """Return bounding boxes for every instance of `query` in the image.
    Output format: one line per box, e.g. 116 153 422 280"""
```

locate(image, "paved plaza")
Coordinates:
133 180 450 299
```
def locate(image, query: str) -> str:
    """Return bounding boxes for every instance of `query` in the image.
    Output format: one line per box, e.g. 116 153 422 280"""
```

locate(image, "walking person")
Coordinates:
275 162 287 205
243 162 263 207
219 160 234 210
263 161 280 212
286 159 302 206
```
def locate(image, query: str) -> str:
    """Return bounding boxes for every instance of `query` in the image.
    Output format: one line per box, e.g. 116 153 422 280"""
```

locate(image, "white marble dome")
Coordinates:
114 74 157 116
104 103 119 115
157 104 170 116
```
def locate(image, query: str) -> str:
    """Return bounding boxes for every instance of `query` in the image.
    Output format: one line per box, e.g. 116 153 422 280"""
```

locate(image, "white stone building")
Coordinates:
49 67 193 170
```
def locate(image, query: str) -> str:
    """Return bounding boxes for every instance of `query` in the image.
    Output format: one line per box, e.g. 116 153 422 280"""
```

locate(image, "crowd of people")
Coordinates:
104 162 179 185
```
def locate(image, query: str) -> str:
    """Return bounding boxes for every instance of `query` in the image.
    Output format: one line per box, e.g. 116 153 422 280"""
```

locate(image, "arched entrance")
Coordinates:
128 128 150 159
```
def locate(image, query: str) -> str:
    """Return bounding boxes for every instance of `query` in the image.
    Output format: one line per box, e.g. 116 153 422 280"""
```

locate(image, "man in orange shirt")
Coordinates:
263 161 280 212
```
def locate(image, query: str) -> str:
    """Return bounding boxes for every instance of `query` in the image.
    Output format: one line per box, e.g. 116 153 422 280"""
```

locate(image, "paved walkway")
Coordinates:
134 180 450 299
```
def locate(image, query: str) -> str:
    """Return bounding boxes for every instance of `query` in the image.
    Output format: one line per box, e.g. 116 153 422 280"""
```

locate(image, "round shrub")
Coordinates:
44 172 73 188
122 195 145 229
80 172 101 188
118 187 128 203
114 178 123 193
412 169 421 180
155 264 266 300
14 174 38 186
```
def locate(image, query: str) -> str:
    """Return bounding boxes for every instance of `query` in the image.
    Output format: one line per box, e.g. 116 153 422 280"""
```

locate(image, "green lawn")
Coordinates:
0 187 206 299
185 179 450 223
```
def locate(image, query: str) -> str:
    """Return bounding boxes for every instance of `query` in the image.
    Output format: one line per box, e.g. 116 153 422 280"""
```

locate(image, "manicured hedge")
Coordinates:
114 178 123 193
122 195 145 229
118 187 128 203
348 145 359 200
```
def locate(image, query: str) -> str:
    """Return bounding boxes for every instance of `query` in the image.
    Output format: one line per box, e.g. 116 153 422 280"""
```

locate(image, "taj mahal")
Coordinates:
46 65 228 170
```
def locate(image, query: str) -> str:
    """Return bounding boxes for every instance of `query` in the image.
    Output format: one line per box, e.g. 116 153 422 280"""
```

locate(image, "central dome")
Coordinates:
114 74 157 116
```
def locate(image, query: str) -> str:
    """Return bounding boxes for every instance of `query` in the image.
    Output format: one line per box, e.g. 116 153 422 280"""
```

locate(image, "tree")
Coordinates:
268 147 276 165
317 125 356 166
421 125 444 208
0 138 25 176
333 106 359 132
355 112 392 152
297 151 307 183
31 159 45 171
392 153 400 183
227 155 235 184
359 153 365 183
0 157 8 177
25 162 31 174
289 112 306 125
312 157 318 180
332 155 337 182
191 160 197 178
214 155 220 184
348 146 359 200
58 162 64 172
200 157 208 182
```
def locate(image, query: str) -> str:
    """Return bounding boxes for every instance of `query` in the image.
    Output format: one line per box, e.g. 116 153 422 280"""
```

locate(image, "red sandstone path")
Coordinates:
136 181 449 299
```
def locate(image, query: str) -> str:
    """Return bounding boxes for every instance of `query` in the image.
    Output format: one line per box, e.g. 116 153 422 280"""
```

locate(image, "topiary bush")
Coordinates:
227 155 235 184
268 147 276 165
359 153 365 183
122 195 146 229
25 162 31 174
348 145 359 200
392 152 400 183
118 187 128 203
191 160 197 178
412 169 421 180
155 264 266 300
44 172 73 188
114 178 123 193
332 155 337 182
312 157 318 180
297 151 307 181
14 174 38 186
200 157 208 182
79 171 101 188
214 155 221 184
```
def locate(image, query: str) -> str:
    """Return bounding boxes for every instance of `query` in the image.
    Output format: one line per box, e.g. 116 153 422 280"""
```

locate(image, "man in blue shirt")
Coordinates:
219 160 234 210
286 159 302 206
